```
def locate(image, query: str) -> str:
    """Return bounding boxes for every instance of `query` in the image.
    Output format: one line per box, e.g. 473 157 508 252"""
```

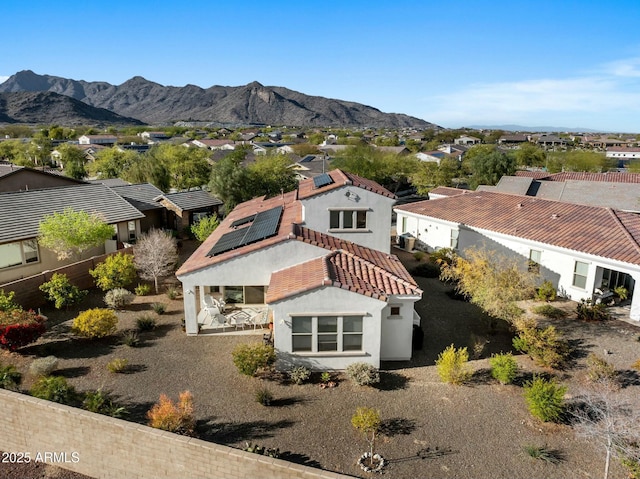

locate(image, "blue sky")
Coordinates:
3 0 640 132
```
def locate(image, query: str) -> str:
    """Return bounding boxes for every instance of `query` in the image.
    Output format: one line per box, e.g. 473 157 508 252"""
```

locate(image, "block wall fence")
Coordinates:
0 389 352 479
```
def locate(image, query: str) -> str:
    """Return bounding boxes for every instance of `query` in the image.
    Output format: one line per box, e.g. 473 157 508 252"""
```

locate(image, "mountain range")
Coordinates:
0 70 437 129
467 124 600 133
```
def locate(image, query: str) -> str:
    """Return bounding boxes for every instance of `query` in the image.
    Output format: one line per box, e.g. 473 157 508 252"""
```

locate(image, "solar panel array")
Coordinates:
230 214 256 228
207 206 283 257
313 173 333 188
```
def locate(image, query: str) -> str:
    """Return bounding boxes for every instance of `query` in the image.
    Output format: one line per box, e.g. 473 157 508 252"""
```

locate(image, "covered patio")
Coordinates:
195 288 271 334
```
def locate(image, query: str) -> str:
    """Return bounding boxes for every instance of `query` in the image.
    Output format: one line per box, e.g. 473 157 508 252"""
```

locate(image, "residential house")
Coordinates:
109 183 167 232
191 139 236 151
176 169 422 370
478 173 640 213
427 186 469 200
0 183 144 285
78 135 118 146
154 190 223 233
454 136 481 146
290 155 331 180
394 191 640 322
606 146 640 168
0 164 85 193
415 151 445 165
498 134 529 146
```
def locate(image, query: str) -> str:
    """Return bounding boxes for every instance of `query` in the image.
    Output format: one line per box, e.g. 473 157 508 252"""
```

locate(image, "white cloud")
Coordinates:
420 56 640 130
0 76 8 84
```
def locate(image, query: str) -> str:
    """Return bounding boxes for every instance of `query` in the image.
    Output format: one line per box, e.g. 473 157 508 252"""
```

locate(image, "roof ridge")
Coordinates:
608 209 640 258
334 249 418 293
327 251 388 300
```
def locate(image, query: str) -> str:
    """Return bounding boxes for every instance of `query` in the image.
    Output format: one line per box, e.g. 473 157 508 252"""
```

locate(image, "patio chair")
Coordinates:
250 310 269 330
229 315 246 330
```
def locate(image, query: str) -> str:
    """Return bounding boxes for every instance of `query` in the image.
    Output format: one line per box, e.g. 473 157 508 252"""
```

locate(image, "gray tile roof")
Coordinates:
158 190 223 211
110 183 165 211
0 183 144 243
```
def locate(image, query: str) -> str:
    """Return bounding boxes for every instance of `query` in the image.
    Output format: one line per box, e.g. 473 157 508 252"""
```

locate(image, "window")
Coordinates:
0 240 40 269
328 209 368 230
401 216 407 233
291 315 363 353
389 305 401 317
528 249 541 272
127 221 136 242
192 211 209 224
450 229 459 249
223 285 266 304
573 261 589 289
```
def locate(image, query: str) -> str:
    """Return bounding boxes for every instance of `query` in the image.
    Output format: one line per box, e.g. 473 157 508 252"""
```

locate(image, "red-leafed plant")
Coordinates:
0 310 47 351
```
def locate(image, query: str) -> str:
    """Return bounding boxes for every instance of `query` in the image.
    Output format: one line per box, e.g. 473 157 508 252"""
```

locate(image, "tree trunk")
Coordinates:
154 277 159 294
604 439 611 479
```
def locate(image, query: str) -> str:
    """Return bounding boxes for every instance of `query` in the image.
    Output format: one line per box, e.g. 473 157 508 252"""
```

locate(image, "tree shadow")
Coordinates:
375 371 410 391
142 322 177 340
279 452 322 469
56 366 91 378
123 401 156 424
379 418 417 437
617 369 640 388
389 446 457 464
21 337 119 359
466 367 494 386
201 419 295 443
121 364 148 374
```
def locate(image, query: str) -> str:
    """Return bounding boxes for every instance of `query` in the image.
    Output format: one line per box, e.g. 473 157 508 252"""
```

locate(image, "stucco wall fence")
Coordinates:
0 388 352 479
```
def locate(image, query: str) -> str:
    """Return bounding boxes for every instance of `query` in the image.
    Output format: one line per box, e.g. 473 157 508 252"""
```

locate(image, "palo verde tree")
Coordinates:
38 207 115 261
133 229 179 293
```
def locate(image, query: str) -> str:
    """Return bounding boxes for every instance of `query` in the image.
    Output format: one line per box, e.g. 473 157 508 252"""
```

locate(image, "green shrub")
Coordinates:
136 314 157 332
429 247 456 266
536 280 557 302
585 353 617 383
165 286 179 300
436 344 472 385
345 362 380 387
489 352 518 385
614 286 629 301
288 366 311 385
39 273 87 309
0 363 22 390
320 371 332 383
532 304 567 319
512 320 569 369
30 376 76 404
151 302 167 314
29 356 59 377
576 299 610 321
107 358 129 373
0 289 21 312
72 308 118 339
413 251 426 261
190 215 220 242
523 375 566 422
83 389 127 418
121 330 140 347
90 252 136 291
255 386 274 406
134 283 152 296
104 288 135 309
232 343 276 376
523 444 562 464
411 262 441 278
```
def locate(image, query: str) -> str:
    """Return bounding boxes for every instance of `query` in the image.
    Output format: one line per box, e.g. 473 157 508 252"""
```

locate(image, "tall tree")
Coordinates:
209 149 253 211
463 145 517 189
412 158 459 194
133 229 179 293
88 148 139 179
148 144 211 191
38 207 115 260
56 144 87 179
247 154 298 198
514 143 546 167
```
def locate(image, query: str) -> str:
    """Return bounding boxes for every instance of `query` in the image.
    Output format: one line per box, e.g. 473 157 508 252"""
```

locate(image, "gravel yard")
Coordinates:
2 247 640 479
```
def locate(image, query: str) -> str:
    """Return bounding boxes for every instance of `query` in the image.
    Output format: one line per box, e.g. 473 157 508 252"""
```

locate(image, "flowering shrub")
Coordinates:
104 288 135 309
147 391 195 435
72 308 118 339
0 310 47 351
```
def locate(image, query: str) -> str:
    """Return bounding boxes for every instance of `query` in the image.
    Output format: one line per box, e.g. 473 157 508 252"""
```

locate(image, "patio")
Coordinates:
197 294 270 334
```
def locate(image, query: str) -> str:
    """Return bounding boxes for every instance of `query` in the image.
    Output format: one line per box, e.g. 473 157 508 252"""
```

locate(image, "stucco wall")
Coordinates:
301 186 394 253
380 299 417 361
0 389 351 479
271 286 385 370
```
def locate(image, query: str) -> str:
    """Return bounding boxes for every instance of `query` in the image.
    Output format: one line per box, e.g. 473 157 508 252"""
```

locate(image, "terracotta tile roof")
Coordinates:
176 170 397 276
395 191 640 266
297 169 395 200
266 250 421 303
514 171 554 179
428 187 470 197
543 172 640 183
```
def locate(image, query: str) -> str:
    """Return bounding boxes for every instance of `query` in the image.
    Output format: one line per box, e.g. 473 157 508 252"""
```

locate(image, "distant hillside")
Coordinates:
0 91 144 126
0 70 438 129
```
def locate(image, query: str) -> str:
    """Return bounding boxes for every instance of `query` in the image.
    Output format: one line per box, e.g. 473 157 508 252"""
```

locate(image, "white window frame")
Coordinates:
127 221 137 242
0 239 40 270
450 229 459 249
290 314 363 353
573 261 589 289
328 208 369 232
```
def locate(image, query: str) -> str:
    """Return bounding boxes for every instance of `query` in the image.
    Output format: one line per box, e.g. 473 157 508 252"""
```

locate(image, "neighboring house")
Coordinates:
454 136 481 146
154 190 223 233
109 183 167 232
176 169 422 370
291 155 332 180
374 146 411 156
498 134 529 145
606 147 640 167
533 134 567 148
394 191 640 322
78 135 118 146
427 186 469 200
415 151 445 165
0 183 144 285
0 164 85 193
191 139 236 151
478 174 640 212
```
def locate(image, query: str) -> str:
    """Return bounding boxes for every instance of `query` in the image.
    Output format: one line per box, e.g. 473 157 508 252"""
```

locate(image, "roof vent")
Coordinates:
551 213 559 219
517 203 523 208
